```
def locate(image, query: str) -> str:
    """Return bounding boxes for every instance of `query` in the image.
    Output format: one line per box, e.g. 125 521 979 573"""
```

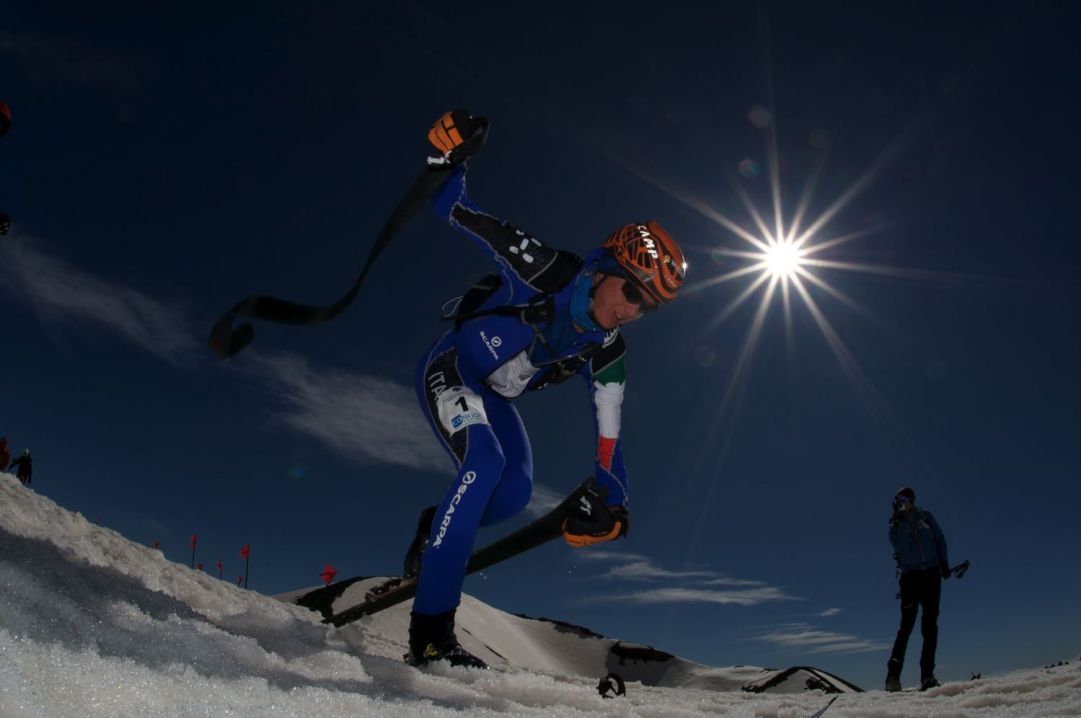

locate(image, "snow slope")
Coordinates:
2 474 1079 717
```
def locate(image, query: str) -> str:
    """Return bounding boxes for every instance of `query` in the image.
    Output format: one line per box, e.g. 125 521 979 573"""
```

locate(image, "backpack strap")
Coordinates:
445 250 584 330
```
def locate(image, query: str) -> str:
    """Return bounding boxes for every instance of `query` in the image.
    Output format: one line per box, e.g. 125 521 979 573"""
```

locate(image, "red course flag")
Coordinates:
216 559 223 578
197 562 204 571
236 576 243 586
239 544 252 589
191 534 198 549
320 564 337 585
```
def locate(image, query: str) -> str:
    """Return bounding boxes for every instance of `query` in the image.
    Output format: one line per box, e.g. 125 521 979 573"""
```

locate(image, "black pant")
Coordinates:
889 567 941 679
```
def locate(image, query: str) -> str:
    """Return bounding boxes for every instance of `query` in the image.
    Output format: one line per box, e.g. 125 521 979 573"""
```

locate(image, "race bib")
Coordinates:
435 386 489 434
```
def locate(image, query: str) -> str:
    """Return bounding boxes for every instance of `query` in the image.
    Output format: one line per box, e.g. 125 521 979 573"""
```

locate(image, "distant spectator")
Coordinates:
885 486 950 692
10 449 32 485
0 436 9 472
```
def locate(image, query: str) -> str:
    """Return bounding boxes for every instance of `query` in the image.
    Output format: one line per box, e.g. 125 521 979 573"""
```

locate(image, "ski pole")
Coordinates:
208 111 489 359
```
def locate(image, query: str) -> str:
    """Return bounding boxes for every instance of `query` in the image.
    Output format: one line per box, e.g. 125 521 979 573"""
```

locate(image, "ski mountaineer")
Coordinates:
403 110 687 669
886 486 949 692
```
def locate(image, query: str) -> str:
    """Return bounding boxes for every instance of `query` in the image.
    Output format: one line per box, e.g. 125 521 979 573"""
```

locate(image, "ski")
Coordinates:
295 478 594 627
806 696 837 718
208 110 489 360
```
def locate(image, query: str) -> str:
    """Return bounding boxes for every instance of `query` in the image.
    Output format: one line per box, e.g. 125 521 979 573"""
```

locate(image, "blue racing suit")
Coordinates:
413 166 629 615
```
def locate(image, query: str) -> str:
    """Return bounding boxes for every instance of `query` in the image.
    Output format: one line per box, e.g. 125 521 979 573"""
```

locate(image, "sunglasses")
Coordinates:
619 278 658 312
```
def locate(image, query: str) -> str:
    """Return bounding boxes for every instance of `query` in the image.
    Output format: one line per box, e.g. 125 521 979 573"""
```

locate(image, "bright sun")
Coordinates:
763 240 804 279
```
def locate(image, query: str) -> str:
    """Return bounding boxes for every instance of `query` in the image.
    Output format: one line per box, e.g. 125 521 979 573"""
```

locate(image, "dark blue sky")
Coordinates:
2 1 1079 689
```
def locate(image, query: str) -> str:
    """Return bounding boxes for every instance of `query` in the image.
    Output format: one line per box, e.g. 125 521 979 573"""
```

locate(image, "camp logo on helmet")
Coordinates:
432 471 477 548
636 225 660 259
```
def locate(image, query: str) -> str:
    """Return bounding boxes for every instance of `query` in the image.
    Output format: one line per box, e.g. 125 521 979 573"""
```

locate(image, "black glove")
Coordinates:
427 109 489 167
940 563 950 580
562 485 628 548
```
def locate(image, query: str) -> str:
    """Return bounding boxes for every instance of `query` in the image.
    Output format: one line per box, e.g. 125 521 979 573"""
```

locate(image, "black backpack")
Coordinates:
443 252 606 389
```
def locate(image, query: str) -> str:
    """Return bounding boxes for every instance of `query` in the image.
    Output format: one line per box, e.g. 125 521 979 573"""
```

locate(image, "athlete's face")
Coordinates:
590 274 658 330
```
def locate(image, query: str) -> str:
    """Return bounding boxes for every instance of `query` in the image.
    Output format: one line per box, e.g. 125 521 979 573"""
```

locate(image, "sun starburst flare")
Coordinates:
667 105 926 504
763 239 805 279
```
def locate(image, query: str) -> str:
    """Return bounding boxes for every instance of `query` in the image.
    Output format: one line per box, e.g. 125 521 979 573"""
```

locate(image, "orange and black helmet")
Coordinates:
601 220 687 303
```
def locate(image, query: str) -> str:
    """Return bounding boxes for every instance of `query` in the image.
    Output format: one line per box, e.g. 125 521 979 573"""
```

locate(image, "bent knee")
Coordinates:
479 472 532 526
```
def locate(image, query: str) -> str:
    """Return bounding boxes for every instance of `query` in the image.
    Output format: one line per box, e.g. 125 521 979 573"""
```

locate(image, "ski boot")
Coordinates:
405 609 488 669
403 506 436 579
884 658 903 692
920 675 941 691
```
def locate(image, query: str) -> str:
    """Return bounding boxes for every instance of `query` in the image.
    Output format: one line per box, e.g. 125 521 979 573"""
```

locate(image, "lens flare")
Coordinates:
672 108 914 497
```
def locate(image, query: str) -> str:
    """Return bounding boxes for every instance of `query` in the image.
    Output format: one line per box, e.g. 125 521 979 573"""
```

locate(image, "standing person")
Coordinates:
886 486 950 691
0 436 10 472
402 110 687 669
10 449 32 486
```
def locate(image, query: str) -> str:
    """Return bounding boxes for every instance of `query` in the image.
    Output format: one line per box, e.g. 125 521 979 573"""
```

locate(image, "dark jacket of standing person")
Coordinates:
10 450 32 485
890 498 948 572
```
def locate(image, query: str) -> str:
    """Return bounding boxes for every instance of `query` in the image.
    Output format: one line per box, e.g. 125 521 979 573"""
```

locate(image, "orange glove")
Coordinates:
426 109 489 166
562 486 629 548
